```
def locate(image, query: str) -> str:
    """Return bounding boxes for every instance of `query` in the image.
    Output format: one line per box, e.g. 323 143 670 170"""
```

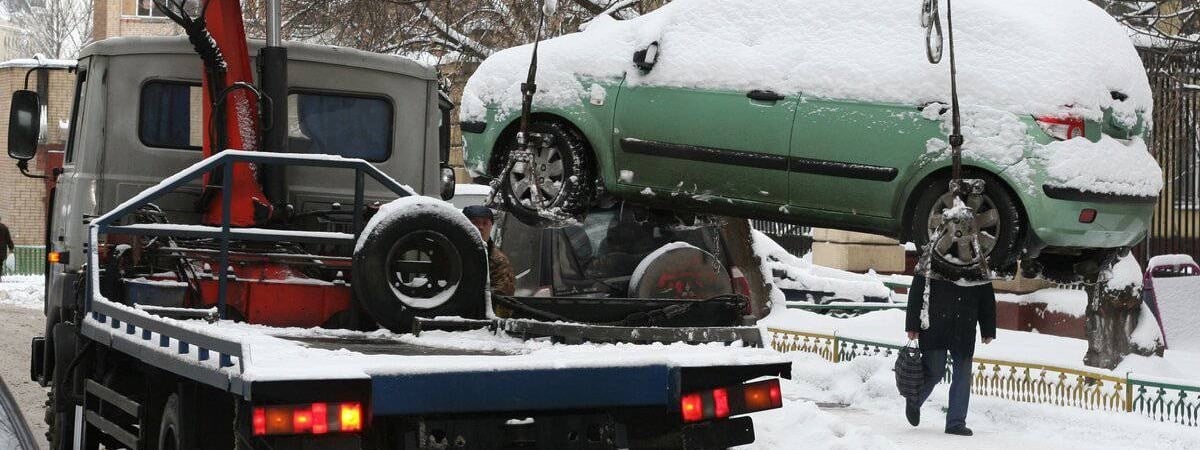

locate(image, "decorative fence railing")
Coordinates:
767 328 1200 427
9 245 44 276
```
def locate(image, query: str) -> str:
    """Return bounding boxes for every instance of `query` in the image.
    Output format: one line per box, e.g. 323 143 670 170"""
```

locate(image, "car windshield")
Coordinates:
553 208 724 296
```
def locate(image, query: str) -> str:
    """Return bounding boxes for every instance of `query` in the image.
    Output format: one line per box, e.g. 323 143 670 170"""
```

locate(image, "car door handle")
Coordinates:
747 90 785 102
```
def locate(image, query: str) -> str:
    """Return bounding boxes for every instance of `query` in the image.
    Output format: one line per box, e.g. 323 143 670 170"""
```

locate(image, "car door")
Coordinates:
612 80 795 205
788 98 941 218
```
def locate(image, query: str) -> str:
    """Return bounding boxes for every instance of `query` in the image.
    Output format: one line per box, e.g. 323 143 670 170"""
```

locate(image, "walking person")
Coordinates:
0 217 14 282
904 273 997 436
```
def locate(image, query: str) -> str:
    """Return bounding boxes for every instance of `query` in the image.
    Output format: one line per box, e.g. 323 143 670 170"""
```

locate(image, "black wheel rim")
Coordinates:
385 230 462 309
508 136 565 210
926 191 1001 267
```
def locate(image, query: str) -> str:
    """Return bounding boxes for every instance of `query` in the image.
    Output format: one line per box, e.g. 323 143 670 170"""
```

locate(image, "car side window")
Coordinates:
138 81 203 150
287 91 392 161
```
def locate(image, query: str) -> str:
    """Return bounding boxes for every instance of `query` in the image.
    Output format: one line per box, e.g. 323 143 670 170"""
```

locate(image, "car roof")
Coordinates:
78 36 437 81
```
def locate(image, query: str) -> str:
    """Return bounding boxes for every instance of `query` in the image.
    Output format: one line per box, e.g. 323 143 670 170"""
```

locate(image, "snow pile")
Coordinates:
752 230 893 303
356 195 484 253
1148 254 1198 268
1150 275 1200 352
996 289 1087 317
1040 136 1163 197
463 0 1150 123
0 276 42 309
0 274 42 309
1104 254 1144 291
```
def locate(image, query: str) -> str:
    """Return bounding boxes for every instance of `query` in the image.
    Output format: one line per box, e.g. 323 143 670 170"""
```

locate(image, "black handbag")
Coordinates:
894 341 924 398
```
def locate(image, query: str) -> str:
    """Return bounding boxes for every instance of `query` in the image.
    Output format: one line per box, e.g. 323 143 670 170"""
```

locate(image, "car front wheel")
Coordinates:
496 121 594 227
911 174 1024 279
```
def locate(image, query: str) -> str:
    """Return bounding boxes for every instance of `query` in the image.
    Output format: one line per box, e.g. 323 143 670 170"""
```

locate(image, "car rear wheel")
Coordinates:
496 121 594 227
911 174 1023 279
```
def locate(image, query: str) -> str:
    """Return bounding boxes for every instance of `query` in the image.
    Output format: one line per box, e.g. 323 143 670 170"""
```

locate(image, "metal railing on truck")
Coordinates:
82 150 414 396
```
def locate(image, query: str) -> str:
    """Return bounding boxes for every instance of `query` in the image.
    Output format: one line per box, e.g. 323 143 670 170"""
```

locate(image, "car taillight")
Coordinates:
680 379 783 423
1035 116 1085 140
252 402 364 436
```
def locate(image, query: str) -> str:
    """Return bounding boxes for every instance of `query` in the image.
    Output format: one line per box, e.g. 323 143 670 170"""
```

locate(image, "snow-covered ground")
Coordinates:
740 352 1200 450
0 275 43 310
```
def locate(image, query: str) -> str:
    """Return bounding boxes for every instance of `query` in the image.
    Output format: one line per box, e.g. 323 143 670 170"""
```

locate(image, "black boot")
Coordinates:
945 425 973 436
905 401 920 426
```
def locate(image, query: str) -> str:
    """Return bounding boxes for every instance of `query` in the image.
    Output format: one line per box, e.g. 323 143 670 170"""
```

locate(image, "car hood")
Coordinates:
462 0 1152 124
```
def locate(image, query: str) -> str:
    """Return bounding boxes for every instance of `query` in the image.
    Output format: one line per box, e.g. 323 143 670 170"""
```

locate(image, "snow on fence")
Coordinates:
767 328 1200 427
10 245 43 276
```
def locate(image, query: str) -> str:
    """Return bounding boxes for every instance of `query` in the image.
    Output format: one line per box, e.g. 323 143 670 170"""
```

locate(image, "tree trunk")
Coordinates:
1083 257 1165 369
718 218 773 319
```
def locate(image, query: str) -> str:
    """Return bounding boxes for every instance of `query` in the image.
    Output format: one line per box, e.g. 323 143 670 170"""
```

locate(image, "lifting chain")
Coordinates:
917 0 991 282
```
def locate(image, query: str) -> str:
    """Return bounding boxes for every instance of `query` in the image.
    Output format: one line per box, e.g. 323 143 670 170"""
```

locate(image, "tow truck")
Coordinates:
8 1 788 449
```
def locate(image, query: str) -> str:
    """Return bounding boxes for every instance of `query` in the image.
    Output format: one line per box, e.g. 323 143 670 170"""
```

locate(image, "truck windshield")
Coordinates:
287 92 392 161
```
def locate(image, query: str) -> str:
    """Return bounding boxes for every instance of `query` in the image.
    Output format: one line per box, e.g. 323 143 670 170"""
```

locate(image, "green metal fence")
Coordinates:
768 327 1200 427
8 245 44 276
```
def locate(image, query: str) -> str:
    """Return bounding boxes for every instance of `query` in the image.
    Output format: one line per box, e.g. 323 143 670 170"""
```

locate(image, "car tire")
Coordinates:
496 121 594 227
910 173 1023 279
353 209 488 333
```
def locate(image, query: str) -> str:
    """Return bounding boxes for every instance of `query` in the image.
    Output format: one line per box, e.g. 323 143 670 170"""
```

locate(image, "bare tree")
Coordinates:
1094 0 1200 49
6 0 93 59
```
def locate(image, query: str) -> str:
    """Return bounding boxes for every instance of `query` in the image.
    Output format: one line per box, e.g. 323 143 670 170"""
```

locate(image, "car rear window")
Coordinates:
139 81 203 150
288 92 393 162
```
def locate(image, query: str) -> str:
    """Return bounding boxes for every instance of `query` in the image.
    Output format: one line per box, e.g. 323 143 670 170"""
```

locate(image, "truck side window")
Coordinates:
138 81 203 150
64 68 88 163
287 91 392 161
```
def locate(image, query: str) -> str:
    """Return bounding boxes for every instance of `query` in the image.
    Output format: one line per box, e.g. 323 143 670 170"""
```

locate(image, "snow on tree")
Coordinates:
3 0 92 59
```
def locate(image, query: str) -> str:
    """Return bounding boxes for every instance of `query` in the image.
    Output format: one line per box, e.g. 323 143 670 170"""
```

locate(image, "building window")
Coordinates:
287 91 393 162
133 0 165 18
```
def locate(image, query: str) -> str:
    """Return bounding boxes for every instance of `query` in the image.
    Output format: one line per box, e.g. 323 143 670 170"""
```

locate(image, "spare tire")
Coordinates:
353 198 488 333
628 243 732 299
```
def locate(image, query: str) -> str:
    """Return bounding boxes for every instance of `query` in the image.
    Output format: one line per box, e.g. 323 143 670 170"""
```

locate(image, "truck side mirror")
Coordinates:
8 90 41 161
633 42 660 72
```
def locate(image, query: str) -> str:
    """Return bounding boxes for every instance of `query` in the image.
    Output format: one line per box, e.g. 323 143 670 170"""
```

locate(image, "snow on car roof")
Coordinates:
462 0 1151 123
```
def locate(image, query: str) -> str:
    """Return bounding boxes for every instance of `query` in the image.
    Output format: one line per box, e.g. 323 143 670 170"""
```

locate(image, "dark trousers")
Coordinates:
908 349 973 429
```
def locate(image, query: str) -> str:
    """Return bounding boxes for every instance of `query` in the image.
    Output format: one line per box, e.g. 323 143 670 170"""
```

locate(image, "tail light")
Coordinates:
253 402 364 436
1035 116 1085 140
680 379 783 423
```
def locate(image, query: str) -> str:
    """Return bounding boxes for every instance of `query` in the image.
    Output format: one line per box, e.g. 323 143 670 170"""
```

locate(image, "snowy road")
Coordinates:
738 353 1200 450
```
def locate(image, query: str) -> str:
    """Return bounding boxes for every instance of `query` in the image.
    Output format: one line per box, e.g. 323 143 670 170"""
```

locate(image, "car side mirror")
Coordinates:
633 42 660 72
7 90 41 161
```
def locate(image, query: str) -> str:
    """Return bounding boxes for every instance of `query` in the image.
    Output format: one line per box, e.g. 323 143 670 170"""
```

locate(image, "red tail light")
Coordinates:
680 379 784 423
252 402 364 436
1035 116 1085 140
1079 209 1098 224
681 393 704 423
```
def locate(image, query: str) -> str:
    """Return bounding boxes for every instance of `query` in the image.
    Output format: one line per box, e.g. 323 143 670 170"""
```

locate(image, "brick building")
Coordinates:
0 59 74 245
92 0 181 41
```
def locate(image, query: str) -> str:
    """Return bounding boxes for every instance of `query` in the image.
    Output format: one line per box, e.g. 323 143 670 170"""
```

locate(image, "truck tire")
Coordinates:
47 322 78 450
353 208 488 333
497 121 594 227
158 394 187 450
910 173 1023 279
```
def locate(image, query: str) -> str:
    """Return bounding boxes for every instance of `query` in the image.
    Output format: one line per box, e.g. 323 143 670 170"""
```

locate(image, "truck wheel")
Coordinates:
497 121 594 227
910 174 1023 279
158 394 188 450
353 208 488 333
47 322 79 450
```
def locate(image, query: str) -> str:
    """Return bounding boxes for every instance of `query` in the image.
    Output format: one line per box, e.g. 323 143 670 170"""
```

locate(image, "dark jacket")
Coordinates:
488 242 515 296
0 223 13 257
905 275 997 357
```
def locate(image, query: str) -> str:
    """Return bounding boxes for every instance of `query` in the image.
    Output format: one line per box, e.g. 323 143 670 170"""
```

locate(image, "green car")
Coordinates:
460 0 1163 279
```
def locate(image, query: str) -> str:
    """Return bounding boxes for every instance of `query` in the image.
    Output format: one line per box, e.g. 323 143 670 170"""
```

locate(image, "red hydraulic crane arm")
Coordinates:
201 0 272 226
